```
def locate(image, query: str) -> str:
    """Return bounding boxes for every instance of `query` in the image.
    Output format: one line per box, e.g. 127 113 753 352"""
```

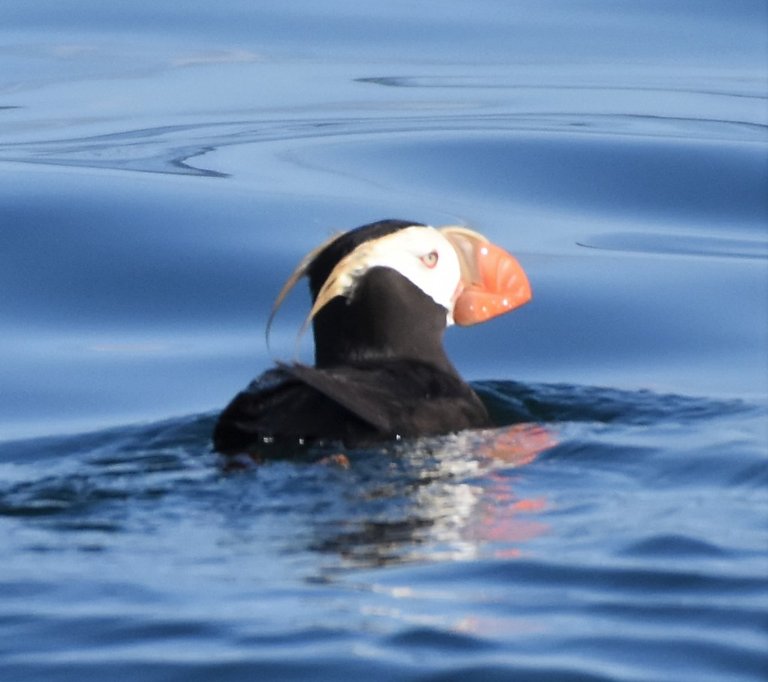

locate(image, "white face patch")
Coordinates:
310 225 463 326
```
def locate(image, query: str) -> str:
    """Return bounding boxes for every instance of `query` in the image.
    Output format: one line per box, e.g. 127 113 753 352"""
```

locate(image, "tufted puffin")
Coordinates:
212 219 531 456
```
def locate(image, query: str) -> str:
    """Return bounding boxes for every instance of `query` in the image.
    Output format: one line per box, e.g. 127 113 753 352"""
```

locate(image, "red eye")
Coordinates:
421 250 439 268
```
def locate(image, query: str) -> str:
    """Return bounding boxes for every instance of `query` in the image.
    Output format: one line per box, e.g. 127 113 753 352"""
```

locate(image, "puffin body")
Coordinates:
213 219 531 456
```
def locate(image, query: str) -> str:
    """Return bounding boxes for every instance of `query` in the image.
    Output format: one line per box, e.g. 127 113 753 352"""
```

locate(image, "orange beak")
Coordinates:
441 227 532 326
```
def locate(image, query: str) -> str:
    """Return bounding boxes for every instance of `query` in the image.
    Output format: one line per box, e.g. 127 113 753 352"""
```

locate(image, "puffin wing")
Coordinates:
283 362 398 434
284 359 489 439
212 361 490 455
212 367 372 454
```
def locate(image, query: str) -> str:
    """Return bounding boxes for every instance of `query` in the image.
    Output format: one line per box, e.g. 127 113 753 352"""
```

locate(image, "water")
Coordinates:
1 1 767 680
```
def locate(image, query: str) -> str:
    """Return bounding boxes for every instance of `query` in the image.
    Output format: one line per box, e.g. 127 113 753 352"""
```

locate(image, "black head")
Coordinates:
268 218 532 375
306 219 457 372
307 219 424 300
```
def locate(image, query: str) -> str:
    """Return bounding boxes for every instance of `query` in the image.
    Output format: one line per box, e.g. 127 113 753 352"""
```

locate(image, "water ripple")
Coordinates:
1 110 765 177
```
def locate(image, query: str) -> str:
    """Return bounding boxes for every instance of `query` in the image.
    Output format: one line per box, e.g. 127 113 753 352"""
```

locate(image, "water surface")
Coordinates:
1 2 767 681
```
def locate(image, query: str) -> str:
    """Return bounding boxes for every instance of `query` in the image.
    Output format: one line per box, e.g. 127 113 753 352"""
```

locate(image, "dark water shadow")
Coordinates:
475 380 753 427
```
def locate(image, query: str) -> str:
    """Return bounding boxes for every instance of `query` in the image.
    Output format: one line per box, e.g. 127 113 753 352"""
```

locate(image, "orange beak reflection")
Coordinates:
441 227 532 326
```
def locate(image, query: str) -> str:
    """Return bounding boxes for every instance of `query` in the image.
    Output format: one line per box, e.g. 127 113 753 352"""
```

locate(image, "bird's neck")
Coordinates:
311 269 458 376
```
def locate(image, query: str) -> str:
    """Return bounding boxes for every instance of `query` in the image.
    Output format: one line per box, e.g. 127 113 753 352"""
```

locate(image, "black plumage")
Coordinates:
212 358 488 454
213 219 499 456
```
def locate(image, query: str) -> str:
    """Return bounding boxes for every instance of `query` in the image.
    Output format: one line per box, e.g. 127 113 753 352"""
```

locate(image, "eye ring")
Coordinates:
420 250 439 269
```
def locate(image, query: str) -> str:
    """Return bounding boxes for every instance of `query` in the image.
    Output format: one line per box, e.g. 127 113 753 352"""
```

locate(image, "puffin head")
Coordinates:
269 219 531 370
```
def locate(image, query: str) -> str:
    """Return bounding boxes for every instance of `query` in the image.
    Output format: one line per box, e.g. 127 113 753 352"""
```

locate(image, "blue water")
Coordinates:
1 2 767 680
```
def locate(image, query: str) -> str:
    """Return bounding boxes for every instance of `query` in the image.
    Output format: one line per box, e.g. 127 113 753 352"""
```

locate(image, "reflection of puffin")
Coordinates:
213 219 531 455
